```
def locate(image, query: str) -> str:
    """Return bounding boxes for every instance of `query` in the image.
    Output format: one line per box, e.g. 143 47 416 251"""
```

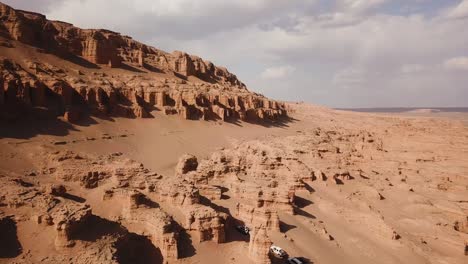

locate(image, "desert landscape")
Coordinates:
1 2 468 264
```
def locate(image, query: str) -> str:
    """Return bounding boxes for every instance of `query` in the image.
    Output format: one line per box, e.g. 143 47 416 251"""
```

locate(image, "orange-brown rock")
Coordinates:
0 2 287 123
184 205 226 243
53 203 92 249
175 154 198 175
454 216 468 234
122 191 179 262
81 32 122 67
63 107 81 123
248 226 273 264
235 203 280 232
170 51 196 76
46 184 67 196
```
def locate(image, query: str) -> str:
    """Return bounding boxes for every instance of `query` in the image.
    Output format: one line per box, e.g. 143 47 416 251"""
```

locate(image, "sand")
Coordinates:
1 103 467 264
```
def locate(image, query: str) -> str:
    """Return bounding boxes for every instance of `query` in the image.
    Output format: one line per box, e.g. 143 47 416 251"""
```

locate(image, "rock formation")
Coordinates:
0 2 287 123
235 203 280 232
454 216 468 234
184 205 226 243
248 226 272 264
121 191 179 262
54 203 92 249
175 154 198 175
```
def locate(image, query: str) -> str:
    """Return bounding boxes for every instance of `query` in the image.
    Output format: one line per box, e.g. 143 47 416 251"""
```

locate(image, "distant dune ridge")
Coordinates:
338 107 468 113
0 2 287 123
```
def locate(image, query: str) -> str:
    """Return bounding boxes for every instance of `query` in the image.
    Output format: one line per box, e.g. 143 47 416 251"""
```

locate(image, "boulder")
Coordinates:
454 216 468 234
175 154 198 175
64 108 81 123
46 184 67 196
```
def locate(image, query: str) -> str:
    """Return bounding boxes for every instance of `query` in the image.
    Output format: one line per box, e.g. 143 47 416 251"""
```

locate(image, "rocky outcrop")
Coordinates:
46 184 67 196
235 203 280 232
155 183 201 206
122 191 179 262
53 203 92 249
152 183 227 244
454 216 468 234
170 51 196 77
175 154 198 175
0 2 287 123
81 32 122 67
248 226 272 264
184 205 226 243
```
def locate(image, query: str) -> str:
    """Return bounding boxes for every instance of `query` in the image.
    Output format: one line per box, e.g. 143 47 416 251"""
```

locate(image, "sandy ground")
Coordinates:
1 104 467 264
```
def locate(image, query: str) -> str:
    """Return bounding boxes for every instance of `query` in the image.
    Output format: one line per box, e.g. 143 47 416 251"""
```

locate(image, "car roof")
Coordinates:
289 258 302 264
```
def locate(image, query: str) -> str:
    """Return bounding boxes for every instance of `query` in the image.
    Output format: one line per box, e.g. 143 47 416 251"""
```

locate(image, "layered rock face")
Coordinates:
28 150 228 262
0 2 287 122
121 191 179 262
53 203 92 249
174 142 317 263
248 227 273 264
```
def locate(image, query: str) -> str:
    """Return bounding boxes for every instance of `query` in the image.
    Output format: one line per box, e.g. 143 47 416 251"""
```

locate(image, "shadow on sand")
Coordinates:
199 194 250 243
175 222 197 259
116 233 164 264
70 215 164 264
0 106 298 140
0 216 22 258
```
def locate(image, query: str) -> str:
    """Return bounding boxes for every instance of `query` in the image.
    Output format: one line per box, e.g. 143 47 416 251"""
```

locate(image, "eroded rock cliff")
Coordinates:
0 2 287 123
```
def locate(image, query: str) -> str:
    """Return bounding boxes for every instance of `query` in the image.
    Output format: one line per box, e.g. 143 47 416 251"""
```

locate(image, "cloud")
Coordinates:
0 0 59 13
41 0 318 42
260 65 296 79
443 56 468 70
447 0 468 19
333 67 366 88
340 0 387 13
401 64 425 74
2 0 467 107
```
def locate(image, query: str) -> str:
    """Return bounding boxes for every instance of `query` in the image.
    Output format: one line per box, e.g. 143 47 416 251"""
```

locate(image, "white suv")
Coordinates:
270 245 286 258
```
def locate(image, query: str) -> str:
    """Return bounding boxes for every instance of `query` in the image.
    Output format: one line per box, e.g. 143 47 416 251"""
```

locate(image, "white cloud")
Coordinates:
126 0 274 17
443 56 468 70
332 67 366 88
447 0 468 19
2 0 467 107
260 65 296 79
401 64 425 74
341 0 387 13
44 0 314 41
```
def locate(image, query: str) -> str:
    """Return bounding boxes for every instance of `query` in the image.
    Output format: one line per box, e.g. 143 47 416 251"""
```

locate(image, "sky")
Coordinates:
3 0 468 108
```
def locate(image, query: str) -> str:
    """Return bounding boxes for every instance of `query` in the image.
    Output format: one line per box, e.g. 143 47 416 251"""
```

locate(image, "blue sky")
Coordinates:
4 0 468 107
